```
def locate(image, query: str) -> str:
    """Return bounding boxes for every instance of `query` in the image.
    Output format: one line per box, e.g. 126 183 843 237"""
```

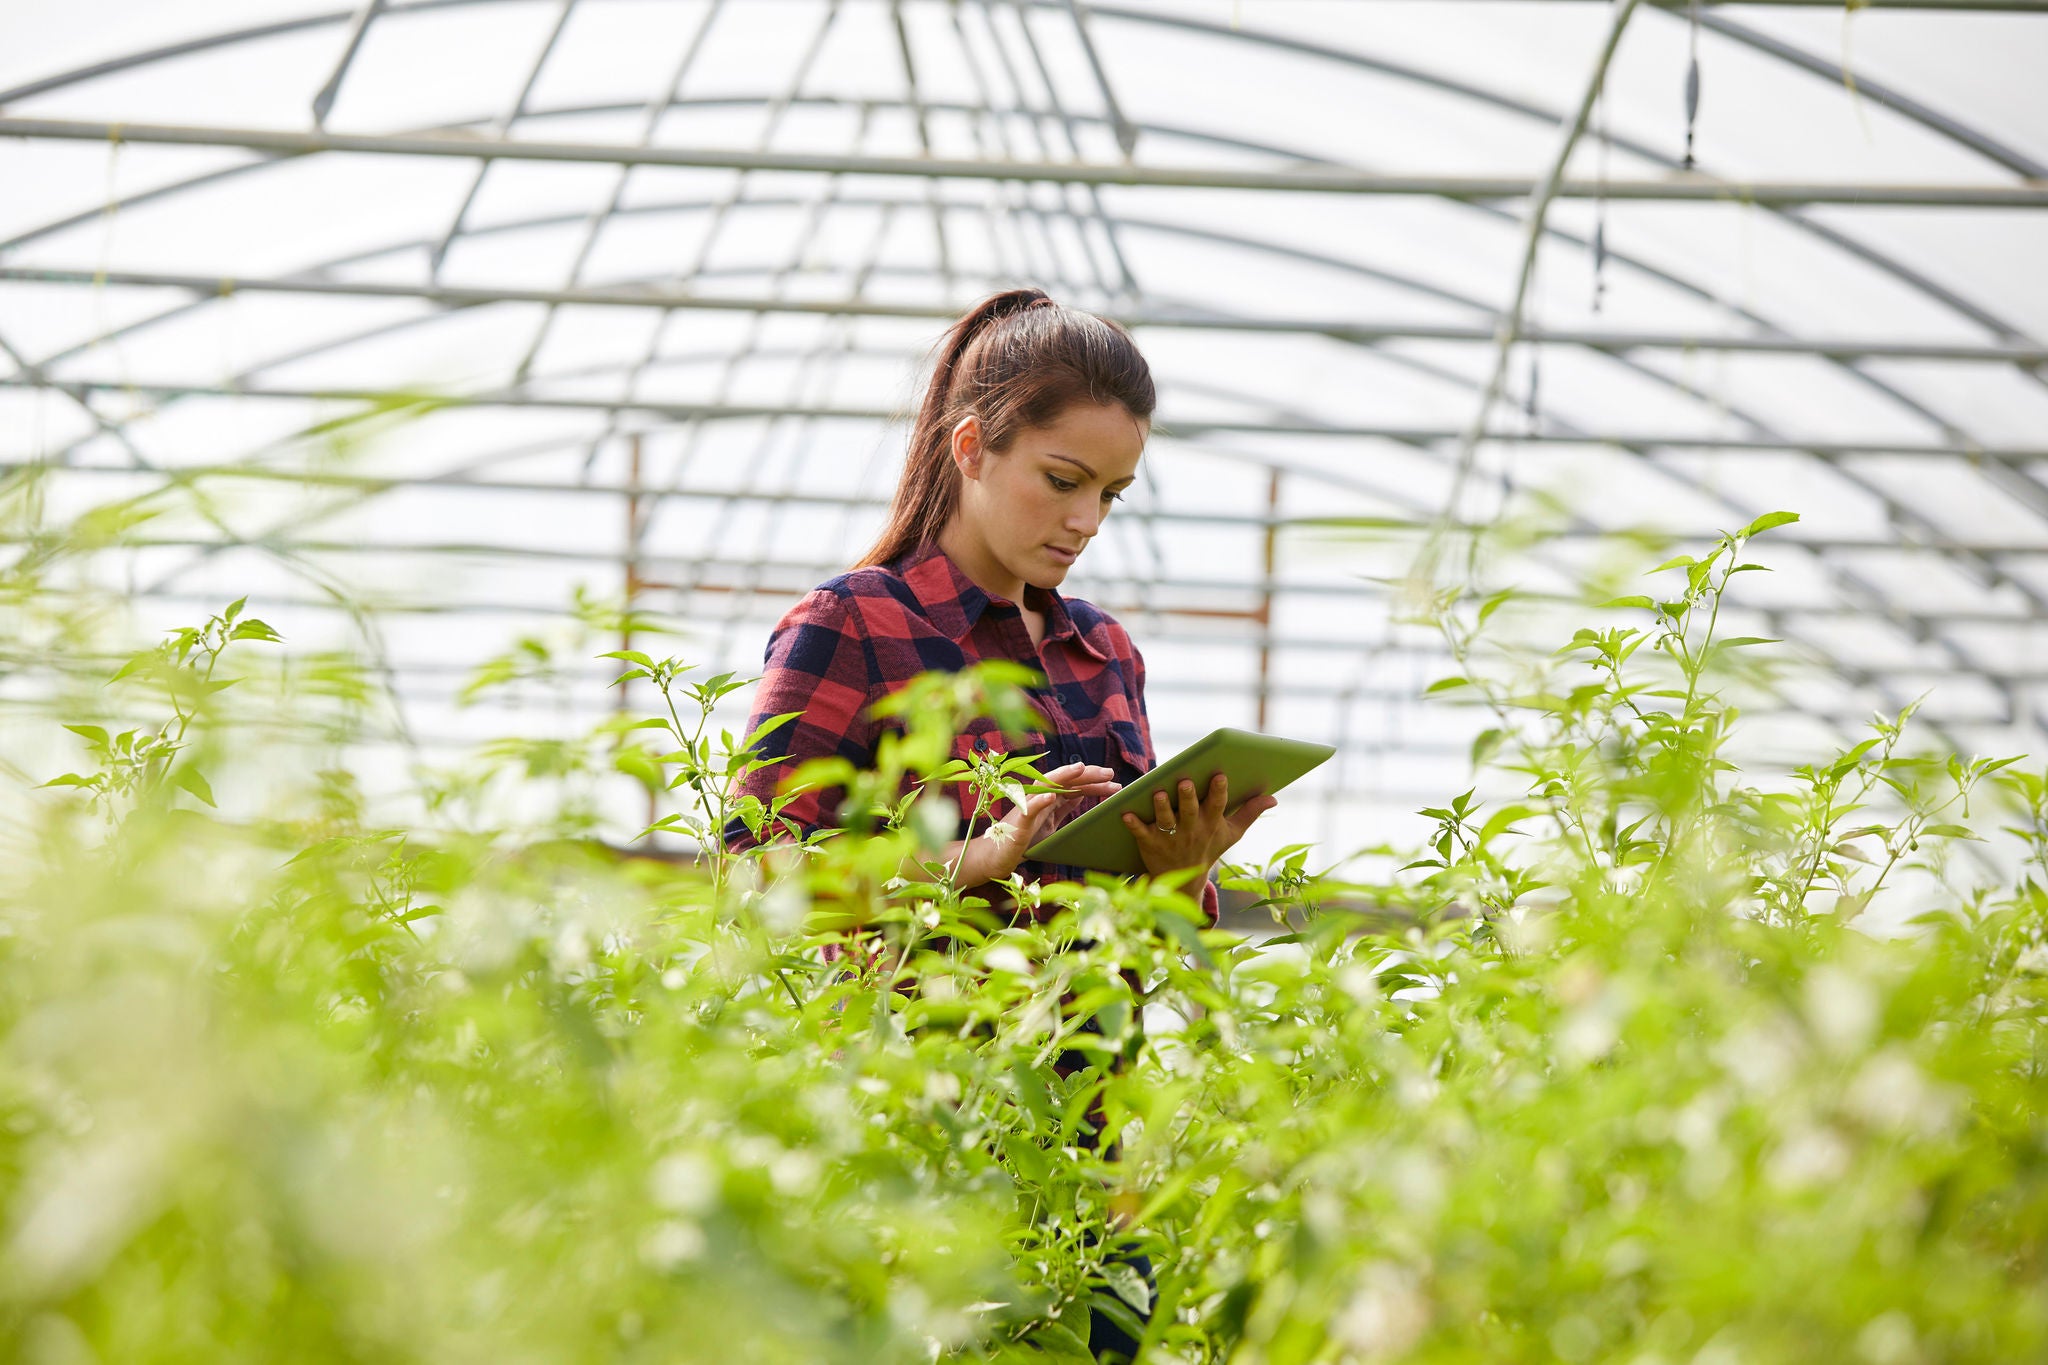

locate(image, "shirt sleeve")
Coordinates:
1126 641 1223 926
724 587 878 850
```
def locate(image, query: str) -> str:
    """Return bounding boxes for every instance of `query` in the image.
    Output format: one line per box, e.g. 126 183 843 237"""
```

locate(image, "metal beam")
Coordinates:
10 376 2041 462
11 265 2042 365
18 555 2035 631
5 116 2045 207
0 7 2029 724
17 525 2048 567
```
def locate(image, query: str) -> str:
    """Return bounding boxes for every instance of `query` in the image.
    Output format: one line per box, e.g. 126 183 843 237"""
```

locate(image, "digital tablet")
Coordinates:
1025 727 1335 875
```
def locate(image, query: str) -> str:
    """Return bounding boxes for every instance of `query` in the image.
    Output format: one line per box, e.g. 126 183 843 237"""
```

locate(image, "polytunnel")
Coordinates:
2 0 2045 859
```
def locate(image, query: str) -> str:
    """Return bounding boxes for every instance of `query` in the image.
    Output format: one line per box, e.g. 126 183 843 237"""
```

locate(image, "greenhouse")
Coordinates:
1 2 2045 1362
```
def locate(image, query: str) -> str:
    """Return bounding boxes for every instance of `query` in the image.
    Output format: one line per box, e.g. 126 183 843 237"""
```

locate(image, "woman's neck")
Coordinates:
935 523 1025 604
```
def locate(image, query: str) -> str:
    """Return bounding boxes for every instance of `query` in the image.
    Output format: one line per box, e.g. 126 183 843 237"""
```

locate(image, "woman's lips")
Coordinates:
1045 545 1078 565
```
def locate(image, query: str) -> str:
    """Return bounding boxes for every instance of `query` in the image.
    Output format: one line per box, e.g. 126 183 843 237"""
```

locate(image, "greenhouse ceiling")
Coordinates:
1 0 2044 856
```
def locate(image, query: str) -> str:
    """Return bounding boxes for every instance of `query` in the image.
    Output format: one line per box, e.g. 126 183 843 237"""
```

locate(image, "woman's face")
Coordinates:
950 401 1146 594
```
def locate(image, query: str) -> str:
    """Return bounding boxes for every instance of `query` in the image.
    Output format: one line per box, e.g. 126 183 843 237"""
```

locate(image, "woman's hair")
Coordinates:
854 287 1155 569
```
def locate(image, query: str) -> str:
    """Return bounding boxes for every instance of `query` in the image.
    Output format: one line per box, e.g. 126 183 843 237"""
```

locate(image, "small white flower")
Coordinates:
1856 1310 1920 1365
984 944 1032 976
1766 1124 1852 1190
1332 1262 1430 1361
1804 966 1880 1057
649 1152 718 1214
640 1219 706 1269
768 1150 820 1196
1844 1049 1954 1137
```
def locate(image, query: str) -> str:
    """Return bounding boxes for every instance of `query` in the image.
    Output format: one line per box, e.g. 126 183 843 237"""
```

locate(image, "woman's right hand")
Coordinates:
953 762 1119 885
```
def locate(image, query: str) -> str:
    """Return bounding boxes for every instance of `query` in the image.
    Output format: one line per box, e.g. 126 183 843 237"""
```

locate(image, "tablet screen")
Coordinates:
1025 727 1334 875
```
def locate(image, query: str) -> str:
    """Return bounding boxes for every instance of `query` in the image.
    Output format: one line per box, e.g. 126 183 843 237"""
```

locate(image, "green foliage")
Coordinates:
1 511 2044 1363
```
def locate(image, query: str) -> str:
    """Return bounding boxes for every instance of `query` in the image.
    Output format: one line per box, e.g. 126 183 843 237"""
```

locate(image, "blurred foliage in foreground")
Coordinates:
1 512 2044 1365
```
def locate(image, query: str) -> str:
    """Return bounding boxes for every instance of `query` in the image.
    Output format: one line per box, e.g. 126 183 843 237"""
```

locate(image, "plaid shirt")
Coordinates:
730 541 1219 920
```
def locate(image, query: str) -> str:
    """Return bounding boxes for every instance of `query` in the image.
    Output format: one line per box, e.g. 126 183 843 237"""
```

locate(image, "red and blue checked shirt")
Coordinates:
730 541 1219 920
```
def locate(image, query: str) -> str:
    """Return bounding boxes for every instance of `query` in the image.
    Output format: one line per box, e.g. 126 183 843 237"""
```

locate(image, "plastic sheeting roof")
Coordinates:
2 0 2045 857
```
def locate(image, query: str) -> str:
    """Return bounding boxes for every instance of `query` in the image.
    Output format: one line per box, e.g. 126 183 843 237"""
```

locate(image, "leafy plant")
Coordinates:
0 511 2043 1364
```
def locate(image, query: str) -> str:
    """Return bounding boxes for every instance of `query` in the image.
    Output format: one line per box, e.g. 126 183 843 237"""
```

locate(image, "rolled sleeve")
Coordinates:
725 588 877 849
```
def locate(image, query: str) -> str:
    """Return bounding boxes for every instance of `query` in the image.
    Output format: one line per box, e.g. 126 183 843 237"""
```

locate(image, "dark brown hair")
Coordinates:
855 288 1156 569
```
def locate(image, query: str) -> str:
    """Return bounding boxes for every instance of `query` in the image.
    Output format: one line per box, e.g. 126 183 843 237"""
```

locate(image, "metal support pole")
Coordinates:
5 117 2044 207
1256 468 1281 733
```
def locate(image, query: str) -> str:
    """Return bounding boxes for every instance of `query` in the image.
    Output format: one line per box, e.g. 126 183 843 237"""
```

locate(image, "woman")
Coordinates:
731 288 1276 1360
730 286 1275 916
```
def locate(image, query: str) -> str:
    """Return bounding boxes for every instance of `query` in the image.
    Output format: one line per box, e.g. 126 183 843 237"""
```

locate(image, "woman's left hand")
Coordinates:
1121 772 1277 881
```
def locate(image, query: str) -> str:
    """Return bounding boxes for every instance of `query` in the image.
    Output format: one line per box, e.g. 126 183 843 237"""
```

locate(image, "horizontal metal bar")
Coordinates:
7 375 2041 462
20 457 2048 572
16 528 2048 577
5 643 2025 749
57 573 2048 633
4 116 2044 207
13 469 2042 669
10 265 2043 365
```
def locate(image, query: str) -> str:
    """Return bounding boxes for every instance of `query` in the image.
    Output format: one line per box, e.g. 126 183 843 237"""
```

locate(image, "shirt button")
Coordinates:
973 737 989 754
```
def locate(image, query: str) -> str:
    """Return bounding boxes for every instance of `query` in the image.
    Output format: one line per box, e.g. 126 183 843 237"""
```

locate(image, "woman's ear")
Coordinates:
950 415 984 479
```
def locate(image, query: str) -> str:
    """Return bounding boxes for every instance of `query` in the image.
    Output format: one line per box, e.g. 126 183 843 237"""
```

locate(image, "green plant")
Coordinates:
1 511 2043 1364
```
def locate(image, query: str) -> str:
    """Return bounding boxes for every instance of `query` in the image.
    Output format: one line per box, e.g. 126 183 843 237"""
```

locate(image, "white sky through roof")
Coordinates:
1 0 2045 861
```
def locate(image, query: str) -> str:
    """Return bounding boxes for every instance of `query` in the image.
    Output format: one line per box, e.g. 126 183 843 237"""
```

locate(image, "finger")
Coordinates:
1013 791 1065 839
1203 772 1229 821
1152 789 1174 826
1122 811 1153 842
1042 763 1114 791
1176 778 1200 829
1226 793 1279 835
1004 787 1056 821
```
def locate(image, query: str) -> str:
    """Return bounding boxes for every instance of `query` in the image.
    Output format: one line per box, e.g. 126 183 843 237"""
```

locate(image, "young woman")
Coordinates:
729 287 1276 915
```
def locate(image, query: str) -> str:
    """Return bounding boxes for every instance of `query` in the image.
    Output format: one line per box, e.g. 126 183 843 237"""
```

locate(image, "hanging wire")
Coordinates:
1591 83 1610 313
1683 0 1702 170
1523 252 1541 432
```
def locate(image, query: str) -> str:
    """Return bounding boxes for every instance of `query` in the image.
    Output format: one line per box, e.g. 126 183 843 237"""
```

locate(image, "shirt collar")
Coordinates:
894 541 1107 662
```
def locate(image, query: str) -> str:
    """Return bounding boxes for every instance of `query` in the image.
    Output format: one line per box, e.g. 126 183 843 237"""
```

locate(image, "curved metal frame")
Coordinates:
2 0 2043 780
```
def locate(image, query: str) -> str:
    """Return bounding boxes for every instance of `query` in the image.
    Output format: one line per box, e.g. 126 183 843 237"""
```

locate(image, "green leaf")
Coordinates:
741 711 804 752
171 765 216 808
1740 510 1800 537
1027 1324 1096 1365
1601 595 1656 610
1425 676 1469 694
1470 727 1505 769
230 618 282 643
1102 1260 1152 1315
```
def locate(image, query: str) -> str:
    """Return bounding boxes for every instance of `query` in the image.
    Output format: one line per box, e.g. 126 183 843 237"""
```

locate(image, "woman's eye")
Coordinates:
1048 475 1076 493
1103 490 1123 503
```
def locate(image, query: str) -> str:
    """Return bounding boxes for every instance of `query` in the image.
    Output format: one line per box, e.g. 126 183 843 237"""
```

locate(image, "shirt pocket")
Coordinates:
1104 718 1151 783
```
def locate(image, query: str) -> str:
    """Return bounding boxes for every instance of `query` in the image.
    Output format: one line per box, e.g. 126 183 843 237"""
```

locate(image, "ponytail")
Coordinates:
855 288 1155 569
